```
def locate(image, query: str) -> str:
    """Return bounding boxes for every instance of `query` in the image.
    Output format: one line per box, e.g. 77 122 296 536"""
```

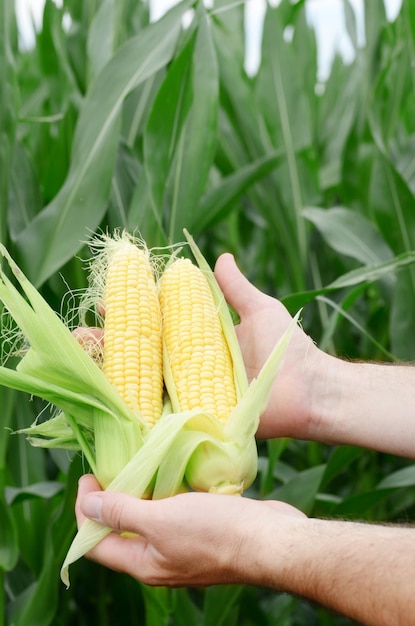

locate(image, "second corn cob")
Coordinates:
159 256 237 422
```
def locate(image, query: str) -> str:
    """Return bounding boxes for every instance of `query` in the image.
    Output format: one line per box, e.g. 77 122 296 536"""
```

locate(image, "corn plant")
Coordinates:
2 0 415 624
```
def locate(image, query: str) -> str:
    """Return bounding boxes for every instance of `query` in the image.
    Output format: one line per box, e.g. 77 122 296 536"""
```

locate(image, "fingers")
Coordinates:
214 253 269 316
80 491 148 534
72 327 103 343
75 475 153 579
74 478 308 587
77 476 167 541
84 528 148 578
73 327 103 362
77 476 146 534
75 474 101 526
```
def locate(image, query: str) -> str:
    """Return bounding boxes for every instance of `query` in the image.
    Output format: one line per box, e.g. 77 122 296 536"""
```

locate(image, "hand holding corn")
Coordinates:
213 252 326 441
0 230 299 586
216 253 415 459
74 256 415 626
75 472 415 626
75 472 306 587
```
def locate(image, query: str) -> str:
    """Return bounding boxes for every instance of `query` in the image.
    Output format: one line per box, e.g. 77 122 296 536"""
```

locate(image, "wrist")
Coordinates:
235 504 310 589
304 349 345 445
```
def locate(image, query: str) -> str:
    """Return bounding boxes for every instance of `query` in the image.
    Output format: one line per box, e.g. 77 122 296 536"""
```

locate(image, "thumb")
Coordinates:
81 490 150 536
214 253 269 317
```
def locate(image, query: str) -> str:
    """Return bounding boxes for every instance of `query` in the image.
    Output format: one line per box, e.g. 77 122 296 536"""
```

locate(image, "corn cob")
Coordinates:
158 245 257 496
103 238 163 427
159 257 237 422
87 234 164 490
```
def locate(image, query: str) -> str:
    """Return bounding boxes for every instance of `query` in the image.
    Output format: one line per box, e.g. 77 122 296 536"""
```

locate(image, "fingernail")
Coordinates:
81 493 103 522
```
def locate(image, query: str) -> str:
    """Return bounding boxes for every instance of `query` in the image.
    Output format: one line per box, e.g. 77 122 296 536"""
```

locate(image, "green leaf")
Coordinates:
127 166 167 246
257 5 312 153
282 251 415 312
317 61 360 189
0 0 18 245
194 151 283 233
267 465 325 515
6 481 64 505
318 281 368 354
213 16 267 161
378 464 415 489
370 155 415 254
7 142 42 240
403 0 415 50
7 457 81 626
292 4 318 105
87 0 116 83
390 269 415 360
108 140 140 229
203 585 243 626
16 1 192 286
316 294 396 360
38 0 77 88
303 206 393 266
144 25 194 219
141 586 171 626
331 489 395 517
0 387 15 467
321 446 364 489
328 251 415 289
364 0 387 74
255 3 311 262
368 33 411 154
0 489 18 571
259 438 291 496
171 588 201 626
370 157 415 358
343 0 358 50
144 10 220 241
211 0 245 67
167 11 219 240
123 71 163 149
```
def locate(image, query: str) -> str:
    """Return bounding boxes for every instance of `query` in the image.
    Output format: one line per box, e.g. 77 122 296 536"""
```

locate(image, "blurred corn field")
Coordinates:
2 0 415 623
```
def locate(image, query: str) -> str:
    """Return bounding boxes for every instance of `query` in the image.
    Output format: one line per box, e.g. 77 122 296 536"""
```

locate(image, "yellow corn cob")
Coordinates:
159 257 237 423
103 239 163 427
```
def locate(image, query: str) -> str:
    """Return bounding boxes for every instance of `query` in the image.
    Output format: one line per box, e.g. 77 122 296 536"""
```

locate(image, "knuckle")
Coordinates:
104 495 129 531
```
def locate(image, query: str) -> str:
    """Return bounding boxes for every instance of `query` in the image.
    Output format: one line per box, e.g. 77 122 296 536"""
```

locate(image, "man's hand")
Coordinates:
215 253 415 458
214 253 334 442
75 474 305 587
76 474 415 626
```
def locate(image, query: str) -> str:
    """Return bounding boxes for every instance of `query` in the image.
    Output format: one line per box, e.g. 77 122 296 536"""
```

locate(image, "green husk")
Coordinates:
0 243 144 486
60 407 210 587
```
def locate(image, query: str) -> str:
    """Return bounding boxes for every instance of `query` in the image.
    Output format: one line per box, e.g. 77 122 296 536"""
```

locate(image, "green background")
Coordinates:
1 0 415 623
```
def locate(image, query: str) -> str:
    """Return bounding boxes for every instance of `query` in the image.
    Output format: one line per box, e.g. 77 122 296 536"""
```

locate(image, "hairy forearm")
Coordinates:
310 357 415 458
249 516 415 626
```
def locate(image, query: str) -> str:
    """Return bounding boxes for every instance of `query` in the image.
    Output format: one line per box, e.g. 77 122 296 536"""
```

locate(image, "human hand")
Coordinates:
74 252 336 444
75 474 306 588
214 253 335 442
76 476 415 626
